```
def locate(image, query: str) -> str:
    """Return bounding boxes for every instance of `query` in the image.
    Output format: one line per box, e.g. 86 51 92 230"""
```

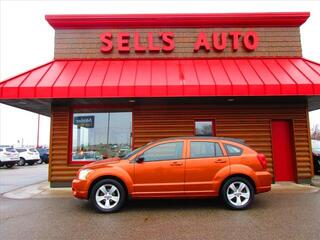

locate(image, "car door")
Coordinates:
185 140 229 196
133 140 186 197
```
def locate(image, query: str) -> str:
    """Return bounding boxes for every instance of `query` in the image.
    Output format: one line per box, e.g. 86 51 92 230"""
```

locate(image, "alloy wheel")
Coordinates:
95 184 120 210
226 181 250 207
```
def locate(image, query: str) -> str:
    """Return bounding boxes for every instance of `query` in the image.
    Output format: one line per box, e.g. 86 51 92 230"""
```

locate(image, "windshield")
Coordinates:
121 144 150 159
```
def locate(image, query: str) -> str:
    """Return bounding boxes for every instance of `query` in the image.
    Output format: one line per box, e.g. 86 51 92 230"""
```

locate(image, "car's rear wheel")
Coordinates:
221 176 254 210
89 179 126 213
18 158 25 166
5 163 15 168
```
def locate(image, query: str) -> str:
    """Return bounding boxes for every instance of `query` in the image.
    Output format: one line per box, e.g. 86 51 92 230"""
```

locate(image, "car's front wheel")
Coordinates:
18 158 25 166
221 176 254 210
89 179 126 213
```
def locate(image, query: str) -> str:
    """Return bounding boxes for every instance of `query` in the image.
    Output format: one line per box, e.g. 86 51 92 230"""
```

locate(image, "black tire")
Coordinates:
220 176 255 210
17 158 26 166
5 163 14 168
28 162 35 166
89 179 126 213
37 159 43 164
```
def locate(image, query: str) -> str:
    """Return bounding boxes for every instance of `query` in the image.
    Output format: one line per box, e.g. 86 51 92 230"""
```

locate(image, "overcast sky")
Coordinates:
0 0 319 146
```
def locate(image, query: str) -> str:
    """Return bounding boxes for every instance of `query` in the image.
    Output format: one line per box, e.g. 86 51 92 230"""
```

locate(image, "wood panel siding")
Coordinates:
54 27 302 59
49 106 79 184
49 102 312 185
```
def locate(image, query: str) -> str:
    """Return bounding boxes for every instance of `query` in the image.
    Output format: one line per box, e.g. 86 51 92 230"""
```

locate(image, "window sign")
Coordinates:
74 116 95 128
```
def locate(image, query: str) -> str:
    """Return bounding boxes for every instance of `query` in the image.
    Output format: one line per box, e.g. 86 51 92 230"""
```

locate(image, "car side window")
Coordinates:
190 141 223 158
224 144 243 156
142 142 183 162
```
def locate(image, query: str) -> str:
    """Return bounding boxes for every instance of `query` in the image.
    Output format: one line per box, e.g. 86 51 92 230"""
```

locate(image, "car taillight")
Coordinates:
257 153 267 170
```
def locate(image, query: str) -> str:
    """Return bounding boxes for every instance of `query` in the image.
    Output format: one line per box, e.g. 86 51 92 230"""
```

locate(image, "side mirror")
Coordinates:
136 156 144 163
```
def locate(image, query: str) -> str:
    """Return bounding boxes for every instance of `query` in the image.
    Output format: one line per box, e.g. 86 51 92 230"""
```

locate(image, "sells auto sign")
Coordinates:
100 31 258 54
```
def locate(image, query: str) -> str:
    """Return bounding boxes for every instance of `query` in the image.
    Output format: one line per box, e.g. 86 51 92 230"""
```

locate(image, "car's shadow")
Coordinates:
76 196 269 214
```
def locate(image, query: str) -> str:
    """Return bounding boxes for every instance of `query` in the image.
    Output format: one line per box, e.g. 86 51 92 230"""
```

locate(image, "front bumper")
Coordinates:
256 171 272 193
72 179 89 199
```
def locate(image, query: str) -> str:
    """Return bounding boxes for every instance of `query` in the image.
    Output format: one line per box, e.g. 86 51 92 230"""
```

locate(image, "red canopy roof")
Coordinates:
1 58 320 99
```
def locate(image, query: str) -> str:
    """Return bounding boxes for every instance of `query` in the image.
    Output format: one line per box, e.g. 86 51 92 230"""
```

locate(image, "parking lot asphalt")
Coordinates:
1 190 320 240
0 164 48 194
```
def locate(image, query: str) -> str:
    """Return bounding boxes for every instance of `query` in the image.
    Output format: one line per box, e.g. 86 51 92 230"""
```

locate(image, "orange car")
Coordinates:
72 137 272 213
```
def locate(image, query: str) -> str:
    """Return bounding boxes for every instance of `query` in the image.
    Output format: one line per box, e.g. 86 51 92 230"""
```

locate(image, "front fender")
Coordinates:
87 166 134 194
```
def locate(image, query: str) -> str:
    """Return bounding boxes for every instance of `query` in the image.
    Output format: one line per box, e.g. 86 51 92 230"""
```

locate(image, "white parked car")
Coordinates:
16 148 40 166
0 147 19 168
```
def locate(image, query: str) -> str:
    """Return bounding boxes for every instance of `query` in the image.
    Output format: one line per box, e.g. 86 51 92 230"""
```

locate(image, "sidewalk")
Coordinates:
2 181 72 199
2 180 319 199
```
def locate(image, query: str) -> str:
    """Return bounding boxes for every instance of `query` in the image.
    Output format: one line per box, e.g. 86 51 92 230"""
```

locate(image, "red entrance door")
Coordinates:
271 120 295 181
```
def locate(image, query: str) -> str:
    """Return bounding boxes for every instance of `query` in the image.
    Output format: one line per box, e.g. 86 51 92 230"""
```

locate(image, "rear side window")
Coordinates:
5 148 16 152
190 141 223 158
29 148 37 152
224 144 243 156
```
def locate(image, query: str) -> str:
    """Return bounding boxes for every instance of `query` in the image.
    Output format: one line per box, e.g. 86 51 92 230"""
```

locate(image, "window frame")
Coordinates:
194 120 215 137
224 143 243 156
137 141 185 163
69 106 133 165
188 140 224 159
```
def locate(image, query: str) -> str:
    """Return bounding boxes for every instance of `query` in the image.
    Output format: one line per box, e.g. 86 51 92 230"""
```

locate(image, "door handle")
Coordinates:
214 159 226 163
170 161 183 166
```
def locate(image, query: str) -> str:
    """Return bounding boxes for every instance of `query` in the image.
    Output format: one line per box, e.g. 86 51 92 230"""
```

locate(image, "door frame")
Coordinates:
270 119 297 182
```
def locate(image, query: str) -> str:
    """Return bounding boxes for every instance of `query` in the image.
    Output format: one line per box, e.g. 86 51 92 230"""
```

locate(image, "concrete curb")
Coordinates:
2 181 319 200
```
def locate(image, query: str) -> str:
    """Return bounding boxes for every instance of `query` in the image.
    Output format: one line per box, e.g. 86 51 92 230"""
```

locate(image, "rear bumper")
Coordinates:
256 171 272 193
0 160 18 165
72 179 89 199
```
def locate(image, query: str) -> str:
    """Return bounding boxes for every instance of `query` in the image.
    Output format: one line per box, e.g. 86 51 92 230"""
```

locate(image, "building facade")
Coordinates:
0 12 319 187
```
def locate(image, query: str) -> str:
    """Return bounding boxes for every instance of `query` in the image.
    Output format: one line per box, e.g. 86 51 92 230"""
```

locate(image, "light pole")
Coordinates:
37 114 40 148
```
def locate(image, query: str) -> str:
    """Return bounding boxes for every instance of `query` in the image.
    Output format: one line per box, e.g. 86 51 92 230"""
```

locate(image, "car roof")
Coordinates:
153 136 246 145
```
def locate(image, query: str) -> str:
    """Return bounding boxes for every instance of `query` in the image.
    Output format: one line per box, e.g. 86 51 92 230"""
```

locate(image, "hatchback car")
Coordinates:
0 147 19 168
72 137 272 213
16 148 41 166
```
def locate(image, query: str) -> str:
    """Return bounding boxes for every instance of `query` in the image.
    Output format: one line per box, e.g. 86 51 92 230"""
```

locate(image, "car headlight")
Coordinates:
78 169 93 180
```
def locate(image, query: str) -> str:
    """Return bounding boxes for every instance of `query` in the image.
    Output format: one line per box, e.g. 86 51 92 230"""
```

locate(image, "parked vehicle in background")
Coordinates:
0 147 19 168
36 148 49 164
72 151 103 161
72 137 272 213
312 140 320 175
16 148 40 166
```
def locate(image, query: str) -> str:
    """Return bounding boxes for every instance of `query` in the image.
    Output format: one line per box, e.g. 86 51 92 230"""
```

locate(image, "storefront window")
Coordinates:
72 112 132 162
195 120 214 136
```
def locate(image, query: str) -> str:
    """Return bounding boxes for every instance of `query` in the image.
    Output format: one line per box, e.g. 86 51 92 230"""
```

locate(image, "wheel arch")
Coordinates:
88 175 129 200
219 174 257 195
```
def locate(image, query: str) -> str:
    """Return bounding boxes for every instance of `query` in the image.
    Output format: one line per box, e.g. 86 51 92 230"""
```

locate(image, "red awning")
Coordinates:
1 58 320 99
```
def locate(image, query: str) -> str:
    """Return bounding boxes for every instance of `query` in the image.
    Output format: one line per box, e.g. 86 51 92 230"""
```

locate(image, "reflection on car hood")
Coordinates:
83 157 120 169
